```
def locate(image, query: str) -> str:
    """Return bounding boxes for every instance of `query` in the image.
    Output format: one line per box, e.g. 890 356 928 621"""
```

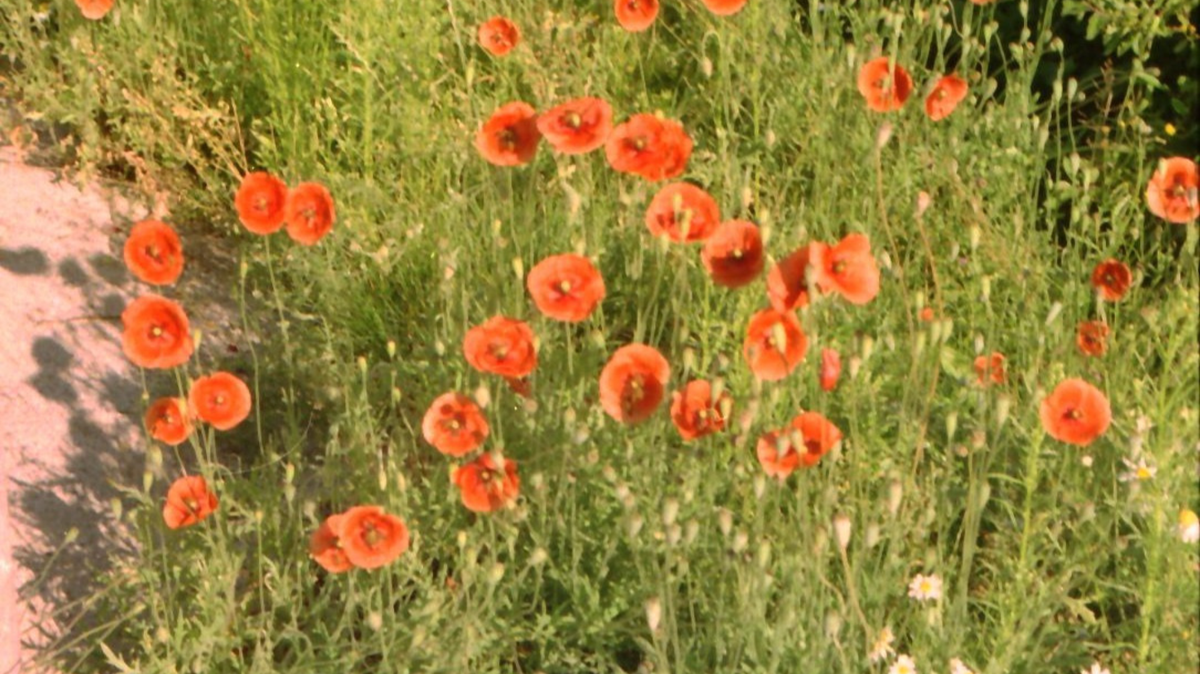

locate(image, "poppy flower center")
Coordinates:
1103 273 1114 285
1064 407 1083 421
804 439 823 456
832 260 847 274
253 195 270 212
150 325 164 338
875 76 893 93
184 497 199 513
498 128 517 151
214 393 227 406
300 205 317 224
731 248 743 259
630 137 647 152
363 522 384 547
445 417 461 431
146 244 162 262
558 280 572 294
490 343 509 361
480 469 493 483
563 112 582 130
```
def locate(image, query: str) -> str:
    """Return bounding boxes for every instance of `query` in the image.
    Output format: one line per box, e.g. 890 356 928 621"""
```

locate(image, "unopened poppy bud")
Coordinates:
860 335 875 361
718 508 734 536
193 329 203 352
875 121 893 150
512 256 524 280
456 530 468 547
732 530 749 553
530 472 545 491
995 394 1011 428
946 411 958 442
938 318 953 342
741 186 754 212
378 465 387 490
684 519 699 545
366 611 383 632
824 611 843 639
756 540 772 569
386 340 396 359
887 479 903 516
628 514 644 538
916 191 932 218
529 547 548 566
645 597 662 632
434 339 446 356
833 513 852 551
1044 302 1063 326
1066 77 1078 100
848 356 862 380
754 475 767 500
615 483 631 503
700 56 713 78
812 525 828 555
974 333 985 356
980 276 991 303
473 385 491 409
487 562 506 585
914 332 927 358
758 208 772 227
682 347 696 373
662 498 680 526
572 426 590 444
969 224 981 253
666 523 682 546
865 523 880 548
765 129 777 148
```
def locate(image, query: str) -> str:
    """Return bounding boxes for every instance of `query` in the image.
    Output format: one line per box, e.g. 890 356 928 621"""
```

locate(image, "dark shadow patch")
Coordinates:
97 293 125 318
87 253 129 287
0 246 49 275
31 337 72 371
57 258 90 288
100 372 142 422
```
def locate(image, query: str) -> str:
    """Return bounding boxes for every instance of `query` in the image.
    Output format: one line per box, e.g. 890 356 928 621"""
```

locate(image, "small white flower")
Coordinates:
1180 509 1200 543
907 573 943 602
1081 662 1111 674
867 626 895 663
1118 456 1157 482
888 654 917 674
949 658 973 674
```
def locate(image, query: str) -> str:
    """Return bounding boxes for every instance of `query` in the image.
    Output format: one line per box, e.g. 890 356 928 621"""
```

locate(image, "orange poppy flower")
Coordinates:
453 453 520 513
475 101 542 167
819 348 841 392
756 430 800 479
1091 259 1132 301
145 397 193 446
702 220 763 288
537 97 614 155
974 351 1006 386
338 505 410 569
756 411 843 478
309 512 353 573
162 475 218 530
123 219 184 286
478 16 520 57
670 379 731 441
1039 378 1111 447
924 74 969 121
422 392 489 457
791 411 843 467
810 233 881 305
121 294 194 369
463 316 538 379
615 0 659 32
189 372 253 431
645 182 721 243
1076 320 1109 357
599 344 670 424
526 254 607 322
235 172 289 235
1145 157 1199 224
743 308 808 381
766 244 815 312
919 307 936 322
857 57 913 112
284 182 336 246
969 0 997 4
702 0 748 16
605 113 692 182
75 0 114 20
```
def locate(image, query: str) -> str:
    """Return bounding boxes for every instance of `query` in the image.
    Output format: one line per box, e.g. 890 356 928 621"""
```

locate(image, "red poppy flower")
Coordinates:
919 307 936 322
338 505 410 569
121 294 194 369
123 220 184 286
924 74 969 121
702 220 763 288
537 97 613 155
189 372 252 431
463 316 538 379
974 351 1005 386
526 254 606 322
475 101 542 167
453 453 520 513
599 344 670 424
1146 157 1199 224
670 380 731 441
743 308 808 381
145 397 192 446
235 172 289 235
819 348 841 392
284 182 336 246
422 392 489 457
605 113 692 182
614 0 659 32
766 244 815 312
162 475 218 530
1040 378 1111 447
309 512 353 573
1076 320 1109 357
810 233 881 305
702 0 748 16
478 16 520 57
756 412 843 478
645 182 721 243
75 0 114 20
857 57 913 112
1091 259 1132 301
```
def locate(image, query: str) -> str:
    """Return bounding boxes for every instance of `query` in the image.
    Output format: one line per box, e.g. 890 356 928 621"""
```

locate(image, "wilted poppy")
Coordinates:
537 97 613 155
121 294 194 369
857 57 913 112
645 182 721 243
743 308 808 381
670 379 731 441
974 351 1005 386
75 0 114 20
702 220 763 288
702 0 748 16
605 113 692 182
162 475 218 530
309 513 353 573
123 220 184 286
338 505 410 569
422 392 489 457
475 101 542 167
766 244 815 311
463 316 538 379
1091 259 1131 301
1076 320 1109 357
924 75 968 121
819 348 841 392
454 453 520 513
189 372 252 431
810 233 881 305
284 182 336 246
145 397 192 446
599 344 670 423
478 16 520 57
1145 157 1199 224
1040 378 1111 446
235 172 289 235
526 254 606 322
615 0 659 32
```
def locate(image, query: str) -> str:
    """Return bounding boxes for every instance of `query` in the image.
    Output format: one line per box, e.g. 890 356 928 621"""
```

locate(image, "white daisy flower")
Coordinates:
949 658 973 674
888 654 917 674
867 626 895 663
1180 508 1199 544
1081 662 1111 674
1118 456 1157 482
907 573 943 601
